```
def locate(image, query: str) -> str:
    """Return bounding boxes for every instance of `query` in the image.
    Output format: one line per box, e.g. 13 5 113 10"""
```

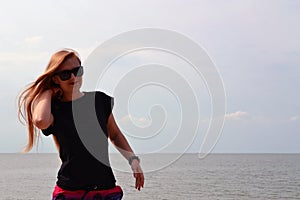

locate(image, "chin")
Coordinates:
72 84 82 91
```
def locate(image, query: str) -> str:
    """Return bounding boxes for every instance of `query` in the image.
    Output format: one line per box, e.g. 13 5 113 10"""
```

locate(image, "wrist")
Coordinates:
128 155 140 165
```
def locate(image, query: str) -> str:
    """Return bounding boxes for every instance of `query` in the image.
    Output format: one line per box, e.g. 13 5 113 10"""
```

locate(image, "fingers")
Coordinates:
131 162 144 191
134 171 144 190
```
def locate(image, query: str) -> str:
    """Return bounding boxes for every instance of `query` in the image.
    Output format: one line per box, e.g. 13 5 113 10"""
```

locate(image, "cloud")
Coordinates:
24 35 44 46
225 111 249 120
289 115 300 121
118 114 151 127
0 51 49 64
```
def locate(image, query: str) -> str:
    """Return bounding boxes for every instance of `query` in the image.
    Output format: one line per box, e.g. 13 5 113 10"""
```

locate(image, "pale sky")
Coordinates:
0 0 299 153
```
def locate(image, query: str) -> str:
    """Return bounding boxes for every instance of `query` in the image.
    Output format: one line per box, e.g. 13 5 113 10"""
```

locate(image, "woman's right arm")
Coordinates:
32 90 54 130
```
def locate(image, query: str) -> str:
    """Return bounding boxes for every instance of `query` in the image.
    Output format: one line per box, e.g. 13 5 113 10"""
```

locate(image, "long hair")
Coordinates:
18 49 81 152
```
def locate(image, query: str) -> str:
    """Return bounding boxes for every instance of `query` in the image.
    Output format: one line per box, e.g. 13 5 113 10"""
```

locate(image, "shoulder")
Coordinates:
83 91 112 97
83 91 114 102
95 91 113 98
94 91 114 102
83 91 114 105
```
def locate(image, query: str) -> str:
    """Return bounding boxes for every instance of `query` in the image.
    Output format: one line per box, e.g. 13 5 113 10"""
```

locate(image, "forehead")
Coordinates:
59 56 80 70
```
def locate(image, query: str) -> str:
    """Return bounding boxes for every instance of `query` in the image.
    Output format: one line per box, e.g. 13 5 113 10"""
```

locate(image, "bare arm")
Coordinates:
32 90 54 130
107 113 144 190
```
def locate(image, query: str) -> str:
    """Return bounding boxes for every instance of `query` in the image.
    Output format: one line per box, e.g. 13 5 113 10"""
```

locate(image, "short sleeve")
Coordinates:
104 93 114 120
95 91 114 124
41 125 55 136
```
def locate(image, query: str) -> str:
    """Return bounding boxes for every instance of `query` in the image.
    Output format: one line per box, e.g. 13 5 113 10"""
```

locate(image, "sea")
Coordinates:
0 153 299 200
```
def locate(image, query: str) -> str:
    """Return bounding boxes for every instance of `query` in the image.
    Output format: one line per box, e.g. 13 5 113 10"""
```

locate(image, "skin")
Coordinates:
32 56 144 190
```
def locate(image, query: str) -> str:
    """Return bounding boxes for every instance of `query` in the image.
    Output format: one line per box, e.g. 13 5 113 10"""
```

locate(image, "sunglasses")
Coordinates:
55 66 84 81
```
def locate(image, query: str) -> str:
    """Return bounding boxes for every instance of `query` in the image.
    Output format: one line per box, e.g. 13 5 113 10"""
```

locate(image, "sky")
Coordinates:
0 0 299 153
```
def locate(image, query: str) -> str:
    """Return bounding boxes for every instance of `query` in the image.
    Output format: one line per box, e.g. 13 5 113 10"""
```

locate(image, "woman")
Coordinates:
18 49 144 200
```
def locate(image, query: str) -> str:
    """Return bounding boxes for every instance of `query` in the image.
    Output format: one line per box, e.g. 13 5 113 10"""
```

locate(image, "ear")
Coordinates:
52 76 60 85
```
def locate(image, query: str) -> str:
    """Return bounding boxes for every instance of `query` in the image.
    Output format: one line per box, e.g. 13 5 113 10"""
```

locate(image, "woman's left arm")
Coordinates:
107 113 145 191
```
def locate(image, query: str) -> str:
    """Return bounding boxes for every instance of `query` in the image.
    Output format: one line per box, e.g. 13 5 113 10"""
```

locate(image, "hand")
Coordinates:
131 160 144 191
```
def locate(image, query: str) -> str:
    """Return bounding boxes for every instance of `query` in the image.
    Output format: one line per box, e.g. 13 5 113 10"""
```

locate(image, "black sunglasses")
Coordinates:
55 66 84 81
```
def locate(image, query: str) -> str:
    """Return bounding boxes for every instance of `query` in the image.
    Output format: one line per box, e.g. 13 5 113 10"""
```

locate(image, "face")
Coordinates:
52 56 83 94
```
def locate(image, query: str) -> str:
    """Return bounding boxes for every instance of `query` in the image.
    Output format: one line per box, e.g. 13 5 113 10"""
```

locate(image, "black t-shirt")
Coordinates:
42 91 116 190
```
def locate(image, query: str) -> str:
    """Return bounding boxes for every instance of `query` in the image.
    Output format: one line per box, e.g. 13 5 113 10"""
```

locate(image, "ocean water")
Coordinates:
0 153 299 200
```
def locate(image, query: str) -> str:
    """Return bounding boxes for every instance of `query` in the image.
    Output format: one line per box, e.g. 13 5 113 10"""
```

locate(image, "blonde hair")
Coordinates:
18 49 81 152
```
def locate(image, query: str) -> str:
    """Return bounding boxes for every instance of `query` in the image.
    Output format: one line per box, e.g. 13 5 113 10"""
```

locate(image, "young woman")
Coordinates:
18 49 144 200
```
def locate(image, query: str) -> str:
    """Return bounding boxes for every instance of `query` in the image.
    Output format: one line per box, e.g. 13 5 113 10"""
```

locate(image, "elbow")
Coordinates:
109 130 122 145
109 131 117 143
33 116 52 130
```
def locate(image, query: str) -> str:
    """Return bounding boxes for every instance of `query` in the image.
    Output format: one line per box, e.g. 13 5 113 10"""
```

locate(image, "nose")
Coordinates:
69 73 76 80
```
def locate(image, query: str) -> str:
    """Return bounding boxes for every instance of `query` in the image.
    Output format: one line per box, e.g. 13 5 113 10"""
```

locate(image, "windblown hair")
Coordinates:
18 49 81 152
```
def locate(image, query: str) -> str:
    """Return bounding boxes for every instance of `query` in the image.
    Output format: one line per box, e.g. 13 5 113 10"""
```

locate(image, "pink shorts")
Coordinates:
52 185 123 200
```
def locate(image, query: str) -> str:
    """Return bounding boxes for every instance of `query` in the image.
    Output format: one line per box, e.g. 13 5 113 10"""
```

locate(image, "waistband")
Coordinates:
57 182 116 191
53 185 123 200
